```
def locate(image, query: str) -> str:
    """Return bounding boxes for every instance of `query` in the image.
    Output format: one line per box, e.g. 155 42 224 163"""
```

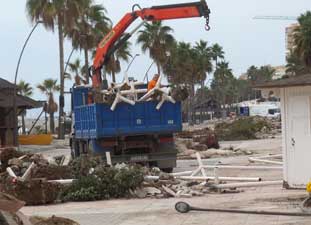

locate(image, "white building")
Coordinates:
256 74 311 188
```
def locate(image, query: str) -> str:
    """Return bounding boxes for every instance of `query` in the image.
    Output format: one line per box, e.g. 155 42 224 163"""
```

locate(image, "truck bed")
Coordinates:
74 101 182 139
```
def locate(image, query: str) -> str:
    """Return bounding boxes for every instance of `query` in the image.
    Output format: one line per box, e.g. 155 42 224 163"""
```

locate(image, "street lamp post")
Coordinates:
13 21 42 146
126 54 140 72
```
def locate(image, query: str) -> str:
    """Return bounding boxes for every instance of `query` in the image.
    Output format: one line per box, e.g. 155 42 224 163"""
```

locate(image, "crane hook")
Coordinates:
205 13 211 31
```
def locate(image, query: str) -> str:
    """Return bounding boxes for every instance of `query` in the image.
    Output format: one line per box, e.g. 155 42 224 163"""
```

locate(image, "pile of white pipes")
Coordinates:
171 152 283 190
97 73 176 111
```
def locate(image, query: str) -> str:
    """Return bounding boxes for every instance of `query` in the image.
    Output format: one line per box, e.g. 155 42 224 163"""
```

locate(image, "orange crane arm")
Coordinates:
92 1 211 87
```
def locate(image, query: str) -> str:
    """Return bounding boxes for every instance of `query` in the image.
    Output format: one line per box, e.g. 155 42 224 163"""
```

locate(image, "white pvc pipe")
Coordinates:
248 157 283 165
106 152 112 166
253 154 282 159
48 179 75 185
21 162 35 181
171 171 193 176
179 176 262 182
201 165 283 170
6 167 17 178
212 180 283 189
144 176 159 181
120 89 147 95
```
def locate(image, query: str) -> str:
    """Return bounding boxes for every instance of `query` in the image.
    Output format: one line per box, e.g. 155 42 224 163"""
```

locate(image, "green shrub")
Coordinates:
62 163 144 202
215 117 271 141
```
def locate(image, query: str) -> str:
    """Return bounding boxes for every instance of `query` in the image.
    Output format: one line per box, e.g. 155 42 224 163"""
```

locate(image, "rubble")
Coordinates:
215 116 281 141
30 216 80 225
0 191 79 225
1 177 61 205
176 116 281 159
0 148 24 172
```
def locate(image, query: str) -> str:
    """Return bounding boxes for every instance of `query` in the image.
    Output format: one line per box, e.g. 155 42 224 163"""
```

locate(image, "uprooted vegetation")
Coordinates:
214 117 272 141
0 147 225 204
175 116 281 159
62 158 144 201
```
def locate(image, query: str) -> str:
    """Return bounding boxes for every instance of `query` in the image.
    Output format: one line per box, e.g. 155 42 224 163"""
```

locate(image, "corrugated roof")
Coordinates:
253 74 311 89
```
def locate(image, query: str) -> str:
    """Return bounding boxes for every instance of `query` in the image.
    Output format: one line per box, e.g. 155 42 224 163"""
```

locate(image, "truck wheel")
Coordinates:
71 139 80 159
162 168 174 173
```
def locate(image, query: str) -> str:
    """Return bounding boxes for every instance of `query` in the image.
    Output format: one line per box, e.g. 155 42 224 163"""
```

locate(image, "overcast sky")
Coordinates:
1 0 310 117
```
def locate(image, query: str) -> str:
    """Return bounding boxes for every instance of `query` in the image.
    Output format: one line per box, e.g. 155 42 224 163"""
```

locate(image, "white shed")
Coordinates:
256 74 311 189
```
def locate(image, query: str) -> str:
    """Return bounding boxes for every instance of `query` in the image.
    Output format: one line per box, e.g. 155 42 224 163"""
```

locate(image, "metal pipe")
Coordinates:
13 21 42 146
28 109 45 135
175 202 311 217
125 54 140 72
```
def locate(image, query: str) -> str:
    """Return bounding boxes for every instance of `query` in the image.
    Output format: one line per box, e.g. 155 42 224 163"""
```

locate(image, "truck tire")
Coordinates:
162 168 174 173
70 138 81 159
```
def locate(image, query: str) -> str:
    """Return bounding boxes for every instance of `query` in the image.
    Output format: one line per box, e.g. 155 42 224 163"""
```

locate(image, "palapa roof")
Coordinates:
0 77 43 109
254 74 311 89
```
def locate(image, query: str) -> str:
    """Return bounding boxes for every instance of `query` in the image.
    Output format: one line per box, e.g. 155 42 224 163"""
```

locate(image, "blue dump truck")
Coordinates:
69 1 211 172
70 86 182 172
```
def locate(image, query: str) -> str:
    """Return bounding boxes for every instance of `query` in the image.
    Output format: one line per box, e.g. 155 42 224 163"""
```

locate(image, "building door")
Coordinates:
287 95 311 187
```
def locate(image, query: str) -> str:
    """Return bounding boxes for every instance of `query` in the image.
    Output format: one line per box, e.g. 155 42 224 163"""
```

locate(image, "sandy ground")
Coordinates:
17 137 311 225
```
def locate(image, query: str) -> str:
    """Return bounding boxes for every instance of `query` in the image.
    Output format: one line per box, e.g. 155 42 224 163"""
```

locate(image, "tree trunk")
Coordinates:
188 83 195 126
57 18 65 139
21 112 26 134
111 55 116 83
156 63 161 75
84 47 90 84
200 80 204 122
50 112 55 134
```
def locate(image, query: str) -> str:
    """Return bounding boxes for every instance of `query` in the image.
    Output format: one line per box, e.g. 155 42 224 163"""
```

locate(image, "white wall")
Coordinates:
282 86 311 188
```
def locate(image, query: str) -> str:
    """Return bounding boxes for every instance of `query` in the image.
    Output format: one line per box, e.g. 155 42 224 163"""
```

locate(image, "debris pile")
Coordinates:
0 148 24 172
176 127 219 149
0 148 70 205
215 116 280 141
136 169 209 198
0 192 79 225
30 216 80 225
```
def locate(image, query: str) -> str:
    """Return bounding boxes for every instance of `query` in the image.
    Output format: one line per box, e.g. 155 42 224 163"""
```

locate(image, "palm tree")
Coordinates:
194 40 213 89
68 58 84 85
286 52 308 76
37 79 60 134
194 40 213 122
26 0 82 139
67 2 111 84
211 43 224 68
211 61 235 111
293 11 311 68
17 81 33 134
137 21 175 74
106 40 132 82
